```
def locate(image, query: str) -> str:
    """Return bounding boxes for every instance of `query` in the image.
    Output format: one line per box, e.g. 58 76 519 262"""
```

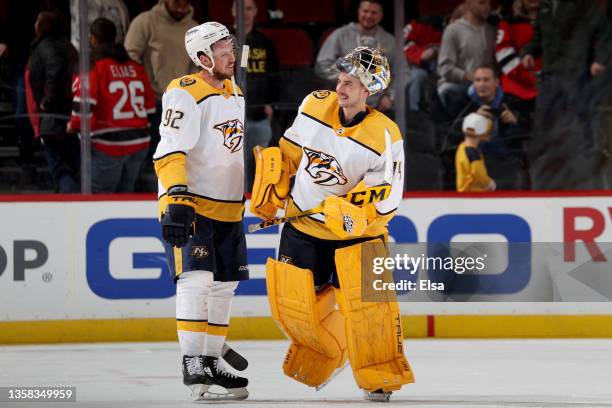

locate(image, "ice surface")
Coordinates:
1 339 612 407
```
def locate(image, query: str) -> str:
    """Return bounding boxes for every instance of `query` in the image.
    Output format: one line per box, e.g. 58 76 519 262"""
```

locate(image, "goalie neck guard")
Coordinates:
335 47 390 96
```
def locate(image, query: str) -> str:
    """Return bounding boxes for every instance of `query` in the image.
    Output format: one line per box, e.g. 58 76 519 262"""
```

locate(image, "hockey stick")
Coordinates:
247 184 391 233
222 343 248 371
247 129 395 233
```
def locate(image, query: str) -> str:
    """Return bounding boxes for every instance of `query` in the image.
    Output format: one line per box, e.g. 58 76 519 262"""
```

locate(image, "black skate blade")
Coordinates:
222 343 248 371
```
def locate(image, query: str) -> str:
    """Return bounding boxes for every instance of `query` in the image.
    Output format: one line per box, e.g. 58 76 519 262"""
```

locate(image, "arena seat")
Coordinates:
276 0 336 23
259 28 314 67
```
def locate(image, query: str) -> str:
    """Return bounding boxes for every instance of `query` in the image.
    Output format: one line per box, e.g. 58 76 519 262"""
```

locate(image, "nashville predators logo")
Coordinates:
303 146 348 186
214 119 244 153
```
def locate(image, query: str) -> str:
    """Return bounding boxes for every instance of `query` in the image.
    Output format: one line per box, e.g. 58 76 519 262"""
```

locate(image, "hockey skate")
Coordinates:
182 355 210 401
364 389 392 402
192 356 248 401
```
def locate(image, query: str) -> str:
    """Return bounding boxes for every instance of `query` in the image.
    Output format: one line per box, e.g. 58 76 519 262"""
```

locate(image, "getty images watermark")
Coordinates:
361 242 612 302
371 252 487 292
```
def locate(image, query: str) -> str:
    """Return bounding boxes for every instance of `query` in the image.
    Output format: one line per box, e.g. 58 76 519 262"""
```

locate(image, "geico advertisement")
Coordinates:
0 197 611 320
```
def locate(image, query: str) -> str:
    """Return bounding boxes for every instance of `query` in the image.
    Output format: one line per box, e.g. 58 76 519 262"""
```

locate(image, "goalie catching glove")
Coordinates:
161 185 196 248
250 146 295 220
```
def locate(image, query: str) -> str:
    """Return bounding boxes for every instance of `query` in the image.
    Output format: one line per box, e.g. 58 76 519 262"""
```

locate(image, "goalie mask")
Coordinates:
335 47 390 95
185 22 237 75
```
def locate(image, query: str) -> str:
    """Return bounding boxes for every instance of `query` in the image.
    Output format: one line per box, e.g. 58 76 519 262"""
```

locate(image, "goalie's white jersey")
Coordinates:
153 74 245 222
280 90 404 240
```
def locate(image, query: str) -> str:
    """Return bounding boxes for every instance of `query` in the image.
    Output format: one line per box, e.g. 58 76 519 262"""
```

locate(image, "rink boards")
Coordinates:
1 192 612 343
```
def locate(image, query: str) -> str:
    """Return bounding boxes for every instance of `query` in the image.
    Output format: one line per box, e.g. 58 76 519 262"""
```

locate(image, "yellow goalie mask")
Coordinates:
335 46 390 95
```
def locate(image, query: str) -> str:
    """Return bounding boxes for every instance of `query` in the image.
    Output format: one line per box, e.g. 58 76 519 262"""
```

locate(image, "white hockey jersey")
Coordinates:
280 90 404 240
153 74 245 222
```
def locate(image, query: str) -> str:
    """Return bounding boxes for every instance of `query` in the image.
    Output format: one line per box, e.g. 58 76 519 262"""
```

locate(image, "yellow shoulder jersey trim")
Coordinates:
300 90 402 156
301 90 338 128
166 74 244 102
348 112 403 156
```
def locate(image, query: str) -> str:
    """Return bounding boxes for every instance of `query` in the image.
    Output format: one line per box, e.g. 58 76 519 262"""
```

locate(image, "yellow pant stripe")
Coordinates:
207 324 229 337
173 247 182 277
176 320 208 333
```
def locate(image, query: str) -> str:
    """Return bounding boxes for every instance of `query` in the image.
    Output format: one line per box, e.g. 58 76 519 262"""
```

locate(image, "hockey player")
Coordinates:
250 47 414 401
153 22 249 401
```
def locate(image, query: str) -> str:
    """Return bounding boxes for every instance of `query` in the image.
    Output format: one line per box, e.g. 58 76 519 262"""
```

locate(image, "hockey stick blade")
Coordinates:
247 184 391 233
222 343 248 371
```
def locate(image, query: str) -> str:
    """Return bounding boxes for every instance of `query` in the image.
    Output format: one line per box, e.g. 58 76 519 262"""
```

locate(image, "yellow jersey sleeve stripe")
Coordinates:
154 151 187 191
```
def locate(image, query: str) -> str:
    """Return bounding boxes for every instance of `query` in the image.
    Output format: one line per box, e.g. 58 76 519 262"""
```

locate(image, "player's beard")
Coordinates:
213 66 235 81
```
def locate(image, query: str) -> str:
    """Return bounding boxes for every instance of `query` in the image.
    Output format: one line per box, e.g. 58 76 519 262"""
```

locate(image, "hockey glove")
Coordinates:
161 186 196 248
323 195 368 239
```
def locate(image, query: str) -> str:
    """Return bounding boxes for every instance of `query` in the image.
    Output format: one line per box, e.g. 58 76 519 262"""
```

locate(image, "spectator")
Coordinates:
495 0 539 120
437 0 496 118
460 65 527 189
70 0 129 50
67 18 156 193
124 0 197 189
1 1 47 165
315 0 394 112
456 112 496 191
27 10 80 193
231 0 279 192
521 0 612 189
403 16 442 111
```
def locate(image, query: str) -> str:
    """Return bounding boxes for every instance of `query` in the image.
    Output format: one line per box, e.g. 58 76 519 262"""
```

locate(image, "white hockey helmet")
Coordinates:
185 22 234 74
335 46 390 95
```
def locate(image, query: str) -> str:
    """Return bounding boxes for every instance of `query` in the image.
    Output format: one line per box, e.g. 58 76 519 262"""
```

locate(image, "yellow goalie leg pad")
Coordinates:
334 241 415 392
265 258 347 387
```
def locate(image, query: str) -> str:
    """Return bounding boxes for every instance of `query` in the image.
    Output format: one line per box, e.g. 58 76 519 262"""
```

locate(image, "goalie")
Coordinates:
250 46 414 401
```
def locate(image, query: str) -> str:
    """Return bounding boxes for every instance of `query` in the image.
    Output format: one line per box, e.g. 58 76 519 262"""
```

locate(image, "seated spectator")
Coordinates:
70 0 129 50
231 0 279 192
403 16 442 112
461 65 527 189
456 112 496 191
27 10 80 193
67 18 156 193
315 0 394 113
495 0 539 120
437 0 496 118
